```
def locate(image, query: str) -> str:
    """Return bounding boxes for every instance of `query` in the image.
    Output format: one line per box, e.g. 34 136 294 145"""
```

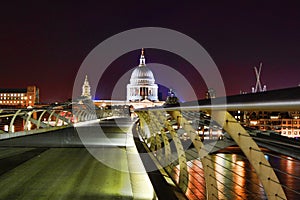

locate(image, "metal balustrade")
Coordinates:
134 106 298 200
0 106 98 137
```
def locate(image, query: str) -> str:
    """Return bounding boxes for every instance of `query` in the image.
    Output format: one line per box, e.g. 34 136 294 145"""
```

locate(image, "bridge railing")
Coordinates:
134 104 300 200
0 108 76 139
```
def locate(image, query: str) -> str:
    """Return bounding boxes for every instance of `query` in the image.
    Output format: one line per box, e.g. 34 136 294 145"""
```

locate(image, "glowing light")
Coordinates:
264 155 269 160
4 125 8 132
27 122 32 130
178 100 300 111
250 120 258 125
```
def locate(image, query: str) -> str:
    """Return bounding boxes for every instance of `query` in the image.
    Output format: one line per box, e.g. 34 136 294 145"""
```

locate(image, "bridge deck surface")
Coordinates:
0 118 155 200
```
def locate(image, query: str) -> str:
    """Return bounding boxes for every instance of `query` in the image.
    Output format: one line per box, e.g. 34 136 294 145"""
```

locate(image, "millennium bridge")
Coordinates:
0 87 300 200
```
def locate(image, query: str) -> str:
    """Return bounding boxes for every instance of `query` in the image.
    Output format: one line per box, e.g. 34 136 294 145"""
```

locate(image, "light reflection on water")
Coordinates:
213 154 265 200
171 151 300 200
269 154 300 199
186 160 206 199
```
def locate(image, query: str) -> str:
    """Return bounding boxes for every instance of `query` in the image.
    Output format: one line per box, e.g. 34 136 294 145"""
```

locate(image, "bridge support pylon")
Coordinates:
137 110 189 193
169 110 219 199
210 110 287 200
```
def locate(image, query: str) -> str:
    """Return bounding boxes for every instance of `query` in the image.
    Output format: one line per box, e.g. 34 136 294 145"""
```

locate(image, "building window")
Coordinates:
283 131 286 134
282 121 286 124
294 131 298 135
0 101 2 103
288 121 292 124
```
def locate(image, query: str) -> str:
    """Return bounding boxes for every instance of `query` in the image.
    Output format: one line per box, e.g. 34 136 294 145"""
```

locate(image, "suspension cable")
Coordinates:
184 150 264 198
139 112 300 199
168 163 206 200
205 156 264 196
185 144 265 191
264 151 300 163
208 171 247 200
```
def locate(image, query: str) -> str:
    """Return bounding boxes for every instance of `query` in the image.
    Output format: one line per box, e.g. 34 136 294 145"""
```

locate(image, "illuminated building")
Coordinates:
249 115 300 138
0 86 39 107
127 48 158 102
164 89 180 107
205 88 216 99
93 49 164 109
232 110 300 138
81 75 91 99
210 86 300 138
76 75 93 105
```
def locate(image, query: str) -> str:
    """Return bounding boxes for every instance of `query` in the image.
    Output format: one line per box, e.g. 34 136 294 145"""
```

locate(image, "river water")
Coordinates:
172 148 300 199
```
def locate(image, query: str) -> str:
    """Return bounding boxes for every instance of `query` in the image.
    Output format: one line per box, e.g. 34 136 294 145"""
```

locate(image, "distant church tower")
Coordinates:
82 75 92 99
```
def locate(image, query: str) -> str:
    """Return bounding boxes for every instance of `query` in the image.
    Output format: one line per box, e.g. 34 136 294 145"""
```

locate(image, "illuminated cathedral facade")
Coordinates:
127 49 158 102
92 49 164 109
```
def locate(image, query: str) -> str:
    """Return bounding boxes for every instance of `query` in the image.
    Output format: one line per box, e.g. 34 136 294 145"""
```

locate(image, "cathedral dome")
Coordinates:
129 48 155 85
130 65 155 85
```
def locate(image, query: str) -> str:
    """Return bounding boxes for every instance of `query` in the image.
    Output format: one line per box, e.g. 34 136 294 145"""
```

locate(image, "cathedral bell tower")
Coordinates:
82 75 92 99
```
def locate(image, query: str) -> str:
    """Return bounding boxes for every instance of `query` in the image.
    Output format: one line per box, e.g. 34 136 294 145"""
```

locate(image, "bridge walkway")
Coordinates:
0 117 156 200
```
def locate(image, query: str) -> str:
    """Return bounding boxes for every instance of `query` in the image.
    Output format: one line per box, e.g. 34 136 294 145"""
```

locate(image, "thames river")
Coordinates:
172 148 300 200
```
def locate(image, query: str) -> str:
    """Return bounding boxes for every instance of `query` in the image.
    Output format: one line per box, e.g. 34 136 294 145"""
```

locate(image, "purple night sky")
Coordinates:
1 1 300 102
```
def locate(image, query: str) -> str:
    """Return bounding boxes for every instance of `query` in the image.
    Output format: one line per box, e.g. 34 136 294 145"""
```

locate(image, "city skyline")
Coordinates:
1 1 300 102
